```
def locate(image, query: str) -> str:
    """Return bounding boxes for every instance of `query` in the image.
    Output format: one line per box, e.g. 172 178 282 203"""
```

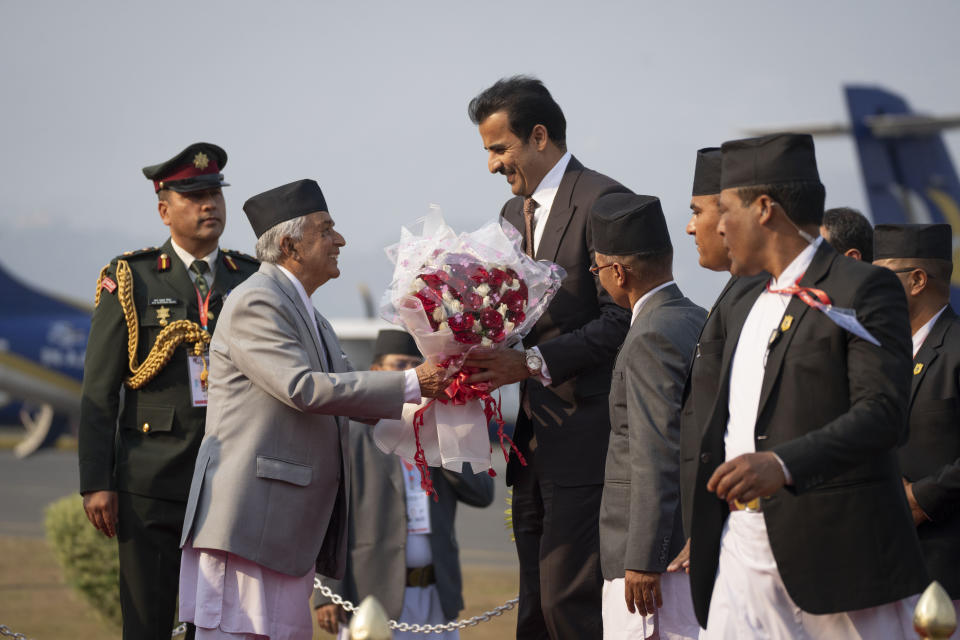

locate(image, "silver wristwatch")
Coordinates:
524 348 543 376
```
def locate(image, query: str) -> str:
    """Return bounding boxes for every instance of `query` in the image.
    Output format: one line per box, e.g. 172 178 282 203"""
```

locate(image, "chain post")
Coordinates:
314 577 519 634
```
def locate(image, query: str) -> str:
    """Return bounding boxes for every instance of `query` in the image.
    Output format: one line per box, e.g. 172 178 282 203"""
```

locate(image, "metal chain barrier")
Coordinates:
0 625 31 640
314 577 518 633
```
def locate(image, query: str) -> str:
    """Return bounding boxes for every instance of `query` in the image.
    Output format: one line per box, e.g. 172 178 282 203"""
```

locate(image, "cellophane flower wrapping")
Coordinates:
376 206 565 495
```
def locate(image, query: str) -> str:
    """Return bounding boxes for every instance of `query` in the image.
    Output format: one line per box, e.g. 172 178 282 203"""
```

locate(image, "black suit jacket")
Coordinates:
501 156 631 486
678 275 764 536
901 306 960 597
689 242 928 626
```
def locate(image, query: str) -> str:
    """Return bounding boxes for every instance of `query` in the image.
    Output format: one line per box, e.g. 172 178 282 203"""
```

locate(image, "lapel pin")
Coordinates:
780 315 793 332
914 363 923 375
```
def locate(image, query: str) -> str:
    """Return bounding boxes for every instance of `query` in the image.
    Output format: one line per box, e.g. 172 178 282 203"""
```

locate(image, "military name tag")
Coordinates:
187 356 208 407
149 297 180 305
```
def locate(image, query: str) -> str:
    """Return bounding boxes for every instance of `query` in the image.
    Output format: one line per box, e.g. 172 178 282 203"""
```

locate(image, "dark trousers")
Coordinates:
117 491 195 640
511 421 604 640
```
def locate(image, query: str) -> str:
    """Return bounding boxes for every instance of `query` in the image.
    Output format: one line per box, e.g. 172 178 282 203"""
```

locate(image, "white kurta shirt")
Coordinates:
528 151 572 254
724 238 822 465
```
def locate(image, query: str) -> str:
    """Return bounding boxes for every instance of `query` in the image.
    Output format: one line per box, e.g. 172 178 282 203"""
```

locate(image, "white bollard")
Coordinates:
349 595 392 640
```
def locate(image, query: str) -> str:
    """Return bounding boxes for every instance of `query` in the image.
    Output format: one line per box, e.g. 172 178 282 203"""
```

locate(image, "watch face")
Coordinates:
526 355 542 371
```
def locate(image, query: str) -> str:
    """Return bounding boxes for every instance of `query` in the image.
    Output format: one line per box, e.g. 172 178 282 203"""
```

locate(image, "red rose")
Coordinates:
507 310 526 324
516 280 528 299
441 284 462 301
488 268 509 288
480 309 504 330
501 290 525 314
420 273 445 290
454 330 482 344
414 289 440 314
464 292 484 311
447 313 474 333
487 291 501 308
488 328 506 343
468 265 490 284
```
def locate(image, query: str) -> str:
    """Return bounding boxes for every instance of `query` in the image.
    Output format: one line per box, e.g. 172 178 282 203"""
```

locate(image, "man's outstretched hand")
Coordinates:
415 362 456 398
463 348 531 390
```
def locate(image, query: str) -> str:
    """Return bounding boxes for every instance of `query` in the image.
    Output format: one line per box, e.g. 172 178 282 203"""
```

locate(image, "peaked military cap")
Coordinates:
720 133 821 190
142 142 229 193
373 330 421 360
243 179 329 239
591 193 672 256
874 223 953 261
692 147 722 196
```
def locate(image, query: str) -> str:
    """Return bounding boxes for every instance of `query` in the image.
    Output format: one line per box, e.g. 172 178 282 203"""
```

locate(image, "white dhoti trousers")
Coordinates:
602 571 700 640
701 512 917 640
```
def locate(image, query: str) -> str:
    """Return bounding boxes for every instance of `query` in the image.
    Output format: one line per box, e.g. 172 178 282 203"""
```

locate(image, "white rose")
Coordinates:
509 280 521 291
504 320 515 333
433 307 446 324
481 337 493 347
498 303 508 316
500 282 509 295
413 277 427 290
442 265 452 273
445 299 463 314
476 283 491 296
483 296 493 308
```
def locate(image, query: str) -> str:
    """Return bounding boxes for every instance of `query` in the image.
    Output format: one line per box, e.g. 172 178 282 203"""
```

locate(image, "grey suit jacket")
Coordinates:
180 262 407 578
313 423 494 620
599 284 705 578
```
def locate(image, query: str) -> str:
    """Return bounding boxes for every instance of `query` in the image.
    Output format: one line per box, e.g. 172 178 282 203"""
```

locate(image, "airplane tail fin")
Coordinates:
845 86 960 307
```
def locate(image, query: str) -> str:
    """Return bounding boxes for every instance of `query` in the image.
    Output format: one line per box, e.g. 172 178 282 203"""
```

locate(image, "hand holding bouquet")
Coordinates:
377 206 565 496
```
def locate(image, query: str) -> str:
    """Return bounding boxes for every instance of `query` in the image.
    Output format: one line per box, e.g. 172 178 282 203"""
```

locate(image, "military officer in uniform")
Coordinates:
78 142 259 640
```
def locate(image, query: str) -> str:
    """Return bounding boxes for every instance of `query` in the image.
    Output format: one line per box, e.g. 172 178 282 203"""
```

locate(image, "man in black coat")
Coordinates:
873 223 960 609
689 133 927 638
465 76 631 639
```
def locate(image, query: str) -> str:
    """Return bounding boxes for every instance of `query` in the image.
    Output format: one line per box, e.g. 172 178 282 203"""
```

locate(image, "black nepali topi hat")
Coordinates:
591 193 672 256
720 133 821 190
873 223 953 261
373 330 421 360
243 179 329 239
692 147 722 196
142 142 229 193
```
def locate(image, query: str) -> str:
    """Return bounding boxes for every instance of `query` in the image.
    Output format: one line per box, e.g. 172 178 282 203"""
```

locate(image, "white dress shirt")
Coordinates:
529 151 572 254
525 152 572 385
630 281 675 326
725 237 823 478
912 305 948 357
169 238 218 288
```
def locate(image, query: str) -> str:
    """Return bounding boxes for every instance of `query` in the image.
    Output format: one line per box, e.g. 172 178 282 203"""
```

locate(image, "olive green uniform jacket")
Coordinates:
78 238 259 500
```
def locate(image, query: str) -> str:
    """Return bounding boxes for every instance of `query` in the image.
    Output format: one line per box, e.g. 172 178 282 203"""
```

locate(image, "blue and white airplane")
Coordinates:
748 85 960 307
0 260 89 456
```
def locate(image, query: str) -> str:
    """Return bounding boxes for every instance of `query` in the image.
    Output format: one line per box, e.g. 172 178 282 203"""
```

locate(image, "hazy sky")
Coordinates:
3 1 960 317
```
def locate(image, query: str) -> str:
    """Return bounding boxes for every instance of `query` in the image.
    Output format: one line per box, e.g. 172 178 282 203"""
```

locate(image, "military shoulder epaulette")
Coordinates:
221 248 259 271
115 246 161 261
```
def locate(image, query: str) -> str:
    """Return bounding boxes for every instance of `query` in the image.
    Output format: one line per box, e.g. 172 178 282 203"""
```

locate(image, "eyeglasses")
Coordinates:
588 263 616 275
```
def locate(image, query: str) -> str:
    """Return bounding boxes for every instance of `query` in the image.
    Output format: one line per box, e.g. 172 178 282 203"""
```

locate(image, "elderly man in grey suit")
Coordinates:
176 179 451 640
313 330 495 639
592 193 705 640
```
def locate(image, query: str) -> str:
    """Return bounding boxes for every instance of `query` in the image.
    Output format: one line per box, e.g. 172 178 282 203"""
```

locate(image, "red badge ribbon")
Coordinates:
766 273 831 310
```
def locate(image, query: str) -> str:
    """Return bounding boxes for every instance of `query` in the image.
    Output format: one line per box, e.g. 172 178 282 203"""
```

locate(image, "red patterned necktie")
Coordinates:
523 197 538 258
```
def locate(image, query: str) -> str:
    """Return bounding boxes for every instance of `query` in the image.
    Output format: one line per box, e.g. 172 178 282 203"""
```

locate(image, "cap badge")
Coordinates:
193 152 210 170
780 315 793 332
914 363 924 375
156 306 171 327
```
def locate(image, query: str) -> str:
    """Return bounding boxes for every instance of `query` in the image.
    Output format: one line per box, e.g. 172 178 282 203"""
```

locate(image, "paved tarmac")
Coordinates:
0 447 519 567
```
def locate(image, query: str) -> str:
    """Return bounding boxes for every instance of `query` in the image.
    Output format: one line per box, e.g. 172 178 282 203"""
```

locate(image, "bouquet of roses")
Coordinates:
377 206 565 496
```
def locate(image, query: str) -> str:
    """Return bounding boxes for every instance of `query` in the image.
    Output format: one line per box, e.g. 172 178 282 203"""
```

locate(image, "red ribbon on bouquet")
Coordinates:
411 358 527 500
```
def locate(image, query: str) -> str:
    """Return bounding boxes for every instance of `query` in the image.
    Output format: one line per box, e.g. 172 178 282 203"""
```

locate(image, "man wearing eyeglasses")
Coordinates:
873 223 960 618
